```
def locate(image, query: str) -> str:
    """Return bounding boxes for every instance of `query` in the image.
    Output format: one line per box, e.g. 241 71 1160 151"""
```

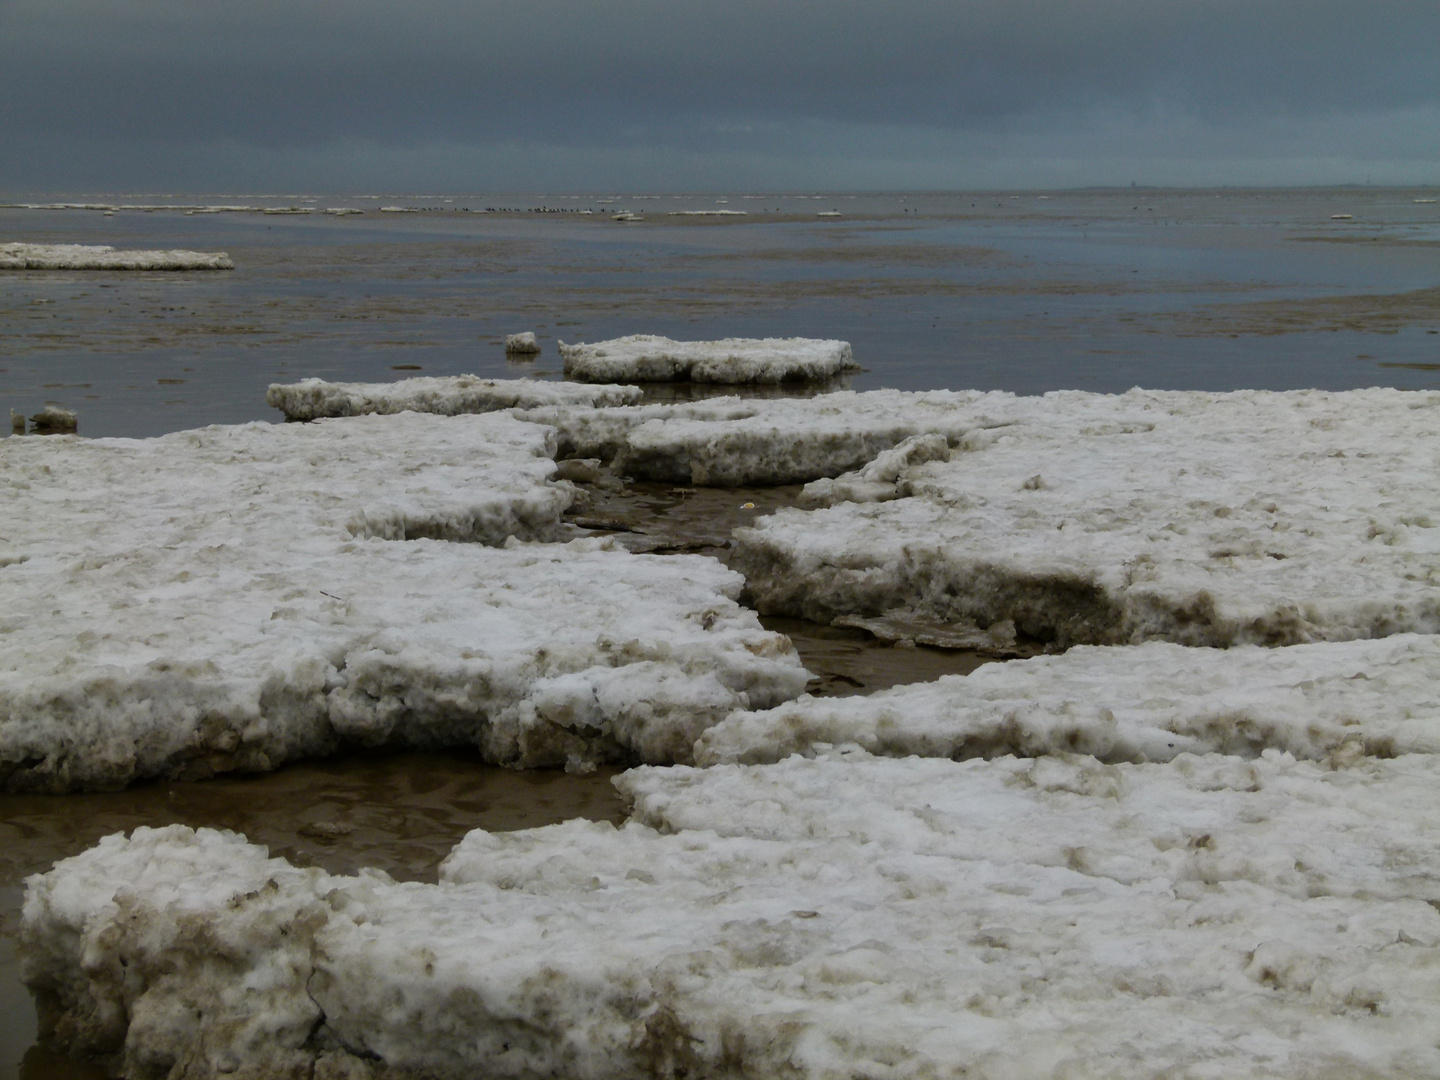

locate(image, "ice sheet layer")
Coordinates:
0 243 233 270
519 388 1008 484
733 388 1440 646
0 414 805 790
699 633 1440 765
559 335 857 384
24 751 1440 1079
267 376 639 421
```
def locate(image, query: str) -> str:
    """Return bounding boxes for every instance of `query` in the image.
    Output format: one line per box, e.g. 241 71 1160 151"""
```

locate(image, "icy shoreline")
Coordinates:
23 750 1440 1079
14 383 1440 1077
0 413 806 791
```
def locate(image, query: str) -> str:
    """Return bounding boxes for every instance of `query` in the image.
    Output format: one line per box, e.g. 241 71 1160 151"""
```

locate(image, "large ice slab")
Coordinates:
698 633 1440 766
0 414 806 790
25 750 1440 1078
267 375 640 421
0 242 233 270
734 388 1440 646
559 334 858 384
520 388 1012 484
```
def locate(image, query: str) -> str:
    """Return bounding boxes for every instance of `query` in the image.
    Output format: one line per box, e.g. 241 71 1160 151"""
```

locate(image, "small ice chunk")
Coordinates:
25 751 1440 1077
504 332 540 355
0 243 233 270
266 375 640 421
9 409 24 435
28 405 77 433
559 334 858 384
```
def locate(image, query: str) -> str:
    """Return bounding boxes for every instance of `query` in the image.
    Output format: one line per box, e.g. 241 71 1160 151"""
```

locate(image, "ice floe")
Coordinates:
698 633 1440 766
24 749 1440 1078
266 375 639 421
734 387 1440 647
559 335 858 384
0 413 805 790
519 389 1005 484
0 243 234 270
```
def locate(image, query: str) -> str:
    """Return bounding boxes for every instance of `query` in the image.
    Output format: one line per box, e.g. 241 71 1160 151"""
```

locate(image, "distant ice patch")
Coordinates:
266 375 639 421
0 243 233 270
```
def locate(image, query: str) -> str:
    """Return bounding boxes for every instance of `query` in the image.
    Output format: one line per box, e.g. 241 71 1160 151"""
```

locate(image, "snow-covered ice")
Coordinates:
24 749 1440 1079
503 331 540 354
734 388 1440 647
519 389 1009 484
0 243 233 270
266 375 639 421
559 335 858 384
0 413 805 790
698 633 1440 766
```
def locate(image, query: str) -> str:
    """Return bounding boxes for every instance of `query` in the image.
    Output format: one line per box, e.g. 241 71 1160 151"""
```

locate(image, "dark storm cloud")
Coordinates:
0 0 1436 186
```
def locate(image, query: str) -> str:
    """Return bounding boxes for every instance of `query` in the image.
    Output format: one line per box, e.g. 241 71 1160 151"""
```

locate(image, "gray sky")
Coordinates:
1 0 1436 191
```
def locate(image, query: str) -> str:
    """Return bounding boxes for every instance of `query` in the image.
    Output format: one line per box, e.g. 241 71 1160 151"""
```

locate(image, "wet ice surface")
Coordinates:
2 187 1439 439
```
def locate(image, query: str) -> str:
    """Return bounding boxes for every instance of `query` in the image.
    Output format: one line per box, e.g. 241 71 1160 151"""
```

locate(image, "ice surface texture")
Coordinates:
266 375 639 421
24 751 1440 1079
559 334 858 384
520 388 1006 484
734 388 1440 647
0 242 233 270
699 633 1440 766
0 414 805 790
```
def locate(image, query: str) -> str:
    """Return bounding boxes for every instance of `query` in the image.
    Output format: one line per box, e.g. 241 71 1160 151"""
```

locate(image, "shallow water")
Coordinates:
3 188 1438 438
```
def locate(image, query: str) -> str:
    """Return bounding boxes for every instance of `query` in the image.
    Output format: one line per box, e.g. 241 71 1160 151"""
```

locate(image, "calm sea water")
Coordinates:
2 188 1438 438
1 188 1438 1076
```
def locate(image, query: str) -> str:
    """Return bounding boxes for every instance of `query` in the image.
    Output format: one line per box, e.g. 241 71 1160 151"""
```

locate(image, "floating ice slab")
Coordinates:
24 750 1440 1078
0 414 805 790
559 334 858 384
503 331 540 354
266 375 639 421
0 242 233 270
698 634 1440 766
519 389 1012 484
735 388 1440 646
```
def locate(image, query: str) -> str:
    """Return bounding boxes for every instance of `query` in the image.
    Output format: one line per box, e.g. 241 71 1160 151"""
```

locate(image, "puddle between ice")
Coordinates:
562 478 993 693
